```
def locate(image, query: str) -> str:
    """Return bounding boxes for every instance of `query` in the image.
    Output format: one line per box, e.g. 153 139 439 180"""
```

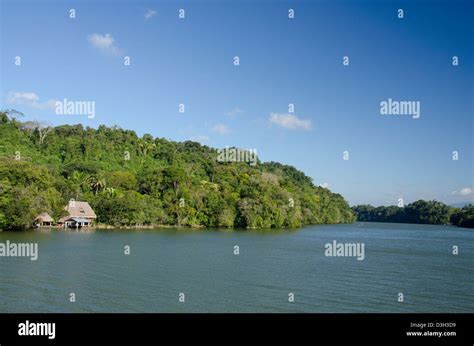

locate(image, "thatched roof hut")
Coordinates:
57 201 97 229
34 212 54 226
64 201 97 219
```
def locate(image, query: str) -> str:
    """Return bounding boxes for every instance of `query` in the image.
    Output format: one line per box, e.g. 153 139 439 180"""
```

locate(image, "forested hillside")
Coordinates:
0 111 355 230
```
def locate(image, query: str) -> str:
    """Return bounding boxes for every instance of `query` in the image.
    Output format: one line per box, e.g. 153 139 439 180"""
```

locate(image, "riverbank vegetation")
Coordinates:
0 110 355 230
352 201 474 228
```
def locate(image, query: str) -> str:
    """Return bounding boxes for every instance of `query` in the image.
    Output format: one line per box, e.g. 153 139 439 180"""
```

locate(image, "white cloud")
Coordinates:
225 107 244 117
6 91 58 110
144 9 156 21
451 187 473 197
320 182 329 188
87 33 121 55
268 113 312 131
211 124 230 134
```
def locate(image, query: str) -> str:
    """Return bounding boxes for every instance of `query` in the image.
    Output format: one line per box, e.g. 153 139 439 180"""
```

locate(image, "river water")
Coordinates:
0 222 472 312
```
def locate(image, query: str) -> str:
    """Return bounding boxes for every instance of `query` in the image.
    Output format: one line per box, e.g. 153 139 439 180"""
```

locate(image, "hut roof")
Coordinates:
35 212 54 222
58 216 71 223
64 201 97 219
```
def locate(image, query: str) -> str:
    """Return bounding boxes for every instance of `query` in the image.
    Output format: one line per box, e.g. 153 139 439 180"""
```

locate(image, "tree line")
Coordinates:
0 110 355 230
352 200 473 228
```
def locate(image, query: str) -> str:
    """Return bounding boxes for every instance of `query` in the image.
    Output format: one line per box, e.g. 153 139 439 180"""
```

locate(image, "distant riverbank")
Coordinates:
352 201 474 229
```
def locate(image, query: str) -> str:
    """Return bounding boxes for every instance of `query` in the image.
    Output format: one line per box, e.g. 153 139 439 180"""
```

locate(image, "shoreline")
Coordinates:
3 222 355 232
2 220 473 232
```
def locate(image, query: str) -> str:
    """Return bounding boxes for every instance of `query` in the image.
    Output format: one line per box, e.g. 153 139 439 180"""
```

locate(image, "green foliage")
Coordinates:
450 205 474 228
0 159 64 229
0 110 355 229
352 201 473 228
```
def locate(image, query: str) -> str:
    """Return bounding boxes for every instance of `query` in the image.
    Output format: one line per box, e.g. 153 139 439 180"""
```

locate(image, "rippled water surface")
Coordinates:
1 223 472 312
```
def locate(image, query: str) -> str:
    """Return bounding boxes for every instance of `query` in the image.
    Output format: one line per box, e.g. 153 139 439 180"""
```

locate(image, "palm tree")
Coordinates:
137 139 156 156
68 171 91 199
90 175 106 194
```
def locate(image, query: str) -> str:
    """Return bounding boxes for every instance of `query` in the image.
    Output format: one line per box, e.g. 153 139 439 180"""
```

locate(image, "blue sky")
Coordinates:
1 0 472 206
